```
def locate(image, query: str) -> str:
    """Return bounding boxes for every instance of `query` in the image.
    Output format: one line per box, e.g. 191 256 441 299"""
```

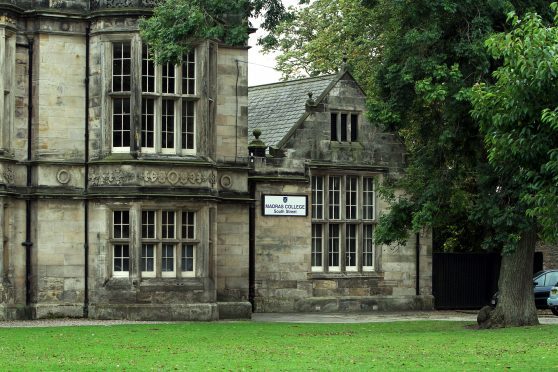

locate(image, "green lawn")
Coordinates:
0 321 557 370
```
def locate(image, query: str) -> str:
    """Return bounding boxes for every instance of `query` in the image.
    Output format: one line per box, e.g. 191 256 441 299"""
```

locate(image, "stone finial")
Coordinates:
306 92 316 106
248 128 267 158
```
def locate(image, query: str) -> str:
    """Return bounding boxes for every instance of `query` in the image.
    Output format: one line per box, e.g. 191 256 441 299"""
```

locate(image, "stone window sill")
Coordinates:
307 271 383 280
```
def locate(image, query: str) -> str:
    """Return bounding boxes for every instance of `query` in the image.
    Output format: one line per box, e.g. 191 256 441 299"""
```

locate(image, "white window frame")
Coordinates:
139 45 198 155
140 210 157 277
112 210 131 278
111 42 132 153
362 224 375 271
105 39 199 156
311 174 376 273
311 224 323 272
114 206 200 278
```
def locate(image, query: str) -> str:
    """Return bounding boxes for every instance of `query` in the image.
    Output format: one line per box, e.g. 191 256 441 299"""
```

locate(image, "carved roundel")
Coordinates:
56 169 71 185
220 175 233 189
167 171 179 185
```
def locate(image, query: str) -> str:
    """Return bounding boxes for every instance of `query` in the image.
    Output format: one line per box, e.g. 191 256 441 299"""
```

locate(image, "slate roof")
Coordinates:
248 74 337 148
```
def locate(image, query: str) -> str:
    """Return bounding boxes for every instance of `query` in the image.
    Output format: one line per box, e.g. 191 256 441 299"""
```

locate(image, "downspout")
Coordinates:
22 37 34 311
415 232 420 296
248 179 256 311
83 25 90 318
234 59 239 163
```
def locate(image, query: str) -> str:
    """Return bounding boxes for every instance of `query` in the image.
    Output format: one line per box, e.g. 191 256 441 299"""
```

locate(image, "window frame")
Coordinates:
311 173 377 273
111 210 131 278
112 207 200 279
330 111 360 143
108 39 199 156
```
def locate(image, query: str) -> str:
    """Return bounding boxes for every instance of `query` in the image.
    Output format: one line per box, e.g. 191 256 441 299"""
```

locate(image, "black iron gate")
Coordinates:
433 252 544 309
432 253 500 309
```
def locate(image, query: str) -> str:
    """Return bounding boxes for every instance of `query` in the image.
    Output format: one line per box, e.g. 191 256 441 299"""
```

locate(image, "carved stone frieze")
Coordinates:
0 166 15 185
88 168 216 187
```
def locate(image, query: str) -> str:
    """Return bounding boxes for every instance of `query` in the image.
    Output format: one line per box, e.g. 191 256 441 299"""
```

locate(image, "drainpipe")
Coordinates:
415 232 420 296
22 37 34 311
248 179 256 311
83 25 90 318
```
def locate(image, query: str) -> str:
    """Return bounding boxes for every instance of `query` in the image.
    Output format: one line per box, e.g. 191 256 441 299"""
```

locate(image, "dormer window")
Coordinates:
330 112 358 142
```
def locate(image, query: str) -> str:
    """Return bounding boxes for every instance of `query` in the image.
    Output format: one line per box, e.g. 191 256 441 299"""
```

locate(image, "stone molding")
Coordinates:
0 166 15 185
88 168 217 187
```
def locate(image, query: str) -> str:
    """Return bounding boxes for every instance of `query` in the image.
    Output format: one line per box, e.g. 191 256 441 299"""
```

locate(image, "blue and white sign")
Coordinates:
262 195 308 216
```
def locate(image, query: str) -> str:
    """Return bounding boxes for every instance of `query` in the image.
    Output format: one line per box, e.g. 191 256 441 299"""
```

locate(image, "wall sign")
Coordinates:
262 195 308 217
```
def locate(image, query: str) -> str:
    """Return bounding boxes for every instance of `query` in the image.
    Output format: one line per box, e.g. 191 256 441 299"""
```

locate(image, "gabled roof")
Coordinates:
248 74 337 148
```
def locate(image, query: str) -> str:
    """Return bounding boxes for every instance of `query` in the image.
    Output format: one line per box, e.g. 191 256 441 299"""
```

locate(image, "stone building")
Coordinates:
248 70 433 312
0 0 432 320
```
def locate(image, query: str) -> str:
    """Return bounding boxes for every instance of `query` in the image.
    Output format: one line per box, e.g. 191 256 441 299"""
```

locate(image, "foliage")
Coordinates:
368 0 553 253
1 322 558 369
139 0 294 64
471 4 558 244
264 0 551 252
261 0 378 92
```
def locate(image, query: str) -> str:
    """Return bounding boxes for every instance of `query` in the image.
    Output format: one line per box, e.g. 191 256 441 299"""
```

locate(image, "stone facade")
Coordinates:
0 0 433 320
0 0 251 320
249 72 434 313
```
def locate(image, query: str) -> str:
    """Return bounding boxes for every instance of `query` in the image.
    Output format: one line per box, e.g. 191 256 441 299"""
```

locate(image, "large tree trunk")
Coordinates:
478 229 539 328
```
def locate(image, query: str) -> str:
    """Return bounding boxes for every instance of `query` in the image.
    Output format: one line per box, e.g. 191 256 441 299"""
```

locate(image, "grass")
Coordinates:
0 321 557 370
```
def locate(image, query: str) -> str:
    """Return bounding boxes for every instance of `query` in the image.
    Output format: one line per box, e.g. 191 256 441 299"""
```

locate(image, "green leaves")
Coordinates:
140 0 292 64
470 4 558 245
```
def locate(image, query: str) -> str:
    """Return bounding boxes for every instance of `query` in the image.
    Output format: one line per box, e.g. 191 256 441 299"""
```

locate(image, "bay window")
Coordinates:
110 41 197 155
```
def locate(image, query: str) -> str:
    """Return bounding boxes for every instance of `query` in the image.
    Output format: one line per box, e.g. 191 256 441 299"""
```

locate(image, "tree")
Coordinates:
470 4 558 328
370 0 556 328
139 0 295 64
264 0 552 326
260 0 378 93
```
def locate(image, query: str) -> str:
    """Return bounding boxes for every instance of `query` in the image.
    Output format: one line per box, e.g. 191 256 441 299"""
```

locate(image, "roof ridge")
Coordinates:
249 74 336 89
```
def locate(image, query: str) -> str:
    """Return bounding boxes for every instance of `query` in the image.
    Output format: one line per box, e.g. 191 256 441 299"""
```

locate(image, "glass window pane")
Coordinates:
161 100 175 149
350 114 358 141
142 45 155 93
328 224 340 268
162 211 175 239
162 244 175 272
329 176 340 220
340 113 348 142
181 244 194 272
346 176 358 220
363 177 375 220
363 225 374 268
330 113 338 141
181 100 195 150
141 244 155 272
311 224 323 268
345 224 357 268
113 211 129 239
312 176 323 219
141 99 155 148
162 63 175 94
112 42 131 92
113 98 131 148
181 211 195 239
